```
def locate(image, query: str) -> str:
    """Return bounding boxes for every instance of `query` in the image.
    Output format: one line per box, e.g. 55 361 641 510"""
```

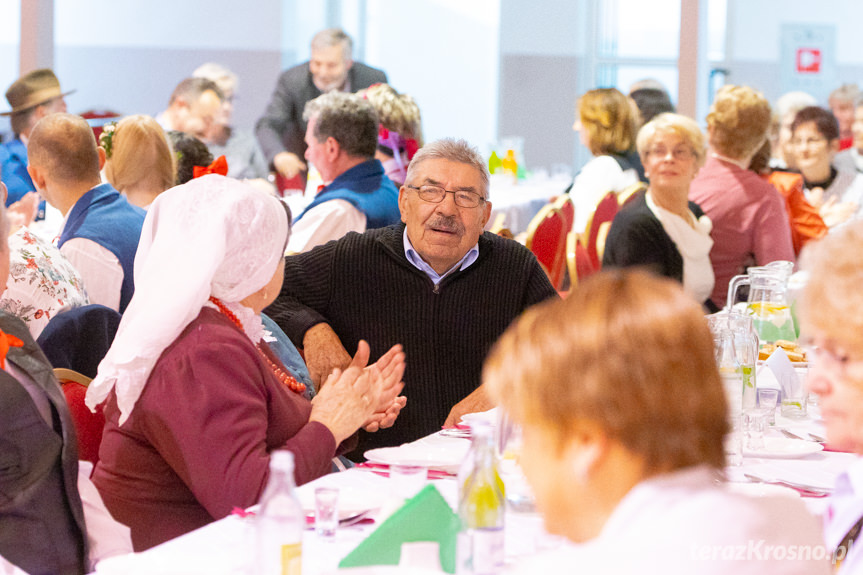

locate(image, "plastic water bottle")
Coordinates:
457 421 505 574
256 450 304 575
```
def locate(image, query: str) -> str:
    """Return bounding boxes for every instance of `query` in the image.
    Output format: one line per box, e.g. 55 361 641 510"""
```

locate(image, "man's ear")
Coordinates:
97 146 107 170
325 136 341 161
345 59 354 72
398 186 409 224
27 164 46 191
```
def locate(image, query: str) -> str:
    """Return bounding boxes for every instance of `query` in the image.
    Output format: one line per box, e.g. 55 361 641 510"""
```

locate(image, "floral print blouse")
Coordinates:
0 227 89 338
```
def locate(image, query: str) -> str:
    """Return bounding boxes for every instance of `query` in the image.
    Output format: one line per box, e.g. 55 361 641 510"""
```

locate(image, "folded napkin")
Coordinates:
764 347 802 399
355 462 455 480
338 484 460 573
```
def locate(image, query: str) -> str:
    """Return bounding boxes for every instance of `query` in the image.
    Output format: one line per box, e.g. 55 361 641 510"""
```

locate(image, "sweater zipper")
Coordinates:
433 282 440 294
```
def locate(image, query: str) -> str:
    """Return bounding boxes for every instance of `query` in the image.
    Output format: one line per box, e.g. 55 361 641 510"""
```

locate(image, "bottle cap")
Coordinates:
270 449 295 471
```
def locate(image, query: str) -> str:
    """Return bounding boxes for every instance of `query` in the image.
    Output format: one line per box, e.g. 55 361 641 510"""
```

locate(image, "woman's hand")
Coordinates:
308 340 382 444
364 396 407 432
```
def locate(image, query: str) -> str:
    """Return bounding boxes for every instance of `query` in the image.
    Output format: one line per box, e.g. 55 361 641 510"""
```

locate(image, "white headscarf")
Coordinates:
85 175 289 424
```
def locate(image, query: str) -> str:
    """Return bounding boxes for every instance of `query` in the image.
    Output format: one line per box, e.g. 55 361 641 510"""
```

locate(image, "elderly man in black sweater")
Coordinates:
266 138 557 453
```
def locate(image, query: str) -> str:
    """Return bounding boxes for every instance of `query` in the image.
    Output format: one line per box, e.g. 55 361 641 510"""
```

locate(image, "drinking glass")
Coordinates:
781 390 809 419
391 464 427 500
744 409 768 451
314 487 339 539
757 388 780 426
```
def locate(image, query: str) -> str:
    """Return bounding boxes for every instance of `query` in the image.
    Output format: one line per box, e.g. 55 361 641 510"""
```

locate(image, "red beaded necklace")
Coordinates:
208 296 306 395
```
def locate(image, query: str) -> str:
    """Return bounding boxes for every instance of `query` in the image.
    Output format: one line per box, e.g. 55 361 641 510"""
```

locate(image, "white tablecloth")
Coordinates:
92 405 852 574
486 176 569 235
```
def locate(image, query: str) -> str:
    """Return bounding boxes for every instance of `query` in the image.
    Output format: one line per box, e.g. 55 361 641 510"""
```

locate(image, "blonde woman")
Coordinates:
101 115 175 209
569 87 644 233
689 85 794 306
357 83 423 185
603 113 715 309
799 221 863 574
486 270 827 574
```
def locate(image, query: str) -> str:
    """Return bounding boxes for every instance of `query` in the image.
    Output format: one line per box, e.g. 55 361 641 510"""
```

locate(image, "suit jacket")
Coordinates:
0 311 88 575
255 61 388 170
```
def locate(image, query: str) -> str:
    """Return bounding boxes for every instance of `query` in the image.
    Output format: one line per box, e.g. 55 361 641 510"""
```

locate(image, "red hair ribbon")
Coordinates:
0 329 24 370
193 155 229 179
405 139 419 160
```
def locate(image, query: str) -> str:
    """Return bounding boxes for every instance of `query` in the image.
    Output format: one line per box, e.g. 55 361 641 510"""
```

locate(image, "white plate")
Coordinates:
364 444 465 474
459 408 499 427
743 437 824 459
725 481 800 499
298 488 383 520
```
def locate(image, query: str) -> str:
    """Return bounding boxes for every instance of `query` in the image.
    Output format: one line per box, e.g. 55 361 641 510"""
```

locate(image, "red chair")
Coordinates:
617 181 647 208
525 204 567 290
54 368 104 468
553 194 575 234
79 109 123 141
584 191 620 269
566 232 596 290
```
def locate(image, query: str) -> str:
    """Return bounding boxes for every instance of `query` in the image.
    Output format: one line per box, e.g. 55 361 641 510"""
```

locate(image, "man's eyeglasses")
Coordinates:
405 185 486 208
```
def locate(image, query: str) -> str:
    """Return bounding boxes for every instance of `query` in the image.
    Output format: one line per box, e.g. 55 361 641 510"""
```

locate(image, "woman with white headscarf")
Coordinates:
86 175 406 551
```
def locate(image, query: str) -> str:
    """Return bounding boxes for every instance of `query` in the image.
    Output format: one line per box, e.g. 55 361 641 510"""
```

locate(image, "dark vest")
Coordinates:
58 183 145 313
295 159 400 229
0 313 88 575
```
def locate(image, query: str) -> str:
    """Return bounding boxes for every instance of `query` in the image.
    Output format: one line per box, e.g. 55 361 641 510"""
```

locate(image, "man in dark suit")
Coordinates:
255 28 387 187
0 177 89 574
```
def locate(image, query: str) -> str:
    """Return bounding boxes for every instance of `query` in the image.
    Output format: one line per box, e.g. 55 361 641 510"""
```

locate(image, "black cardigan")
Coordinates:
266 223 557 453
602 191 717 311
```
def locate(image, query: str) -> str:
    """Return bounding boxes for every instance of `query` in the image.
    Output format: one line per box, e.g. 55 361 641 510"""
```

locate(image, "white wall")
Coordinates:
52 0 284 131
0 0 21 123
728 0 863 62
726 0 863 104
2 0 501 151
364 0 500 150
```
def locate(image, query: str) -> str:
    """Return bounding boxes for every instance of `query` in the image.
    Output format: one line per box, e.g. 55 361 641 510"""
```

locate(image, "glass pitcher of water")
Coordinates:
708 312 759 411
726 264 797 343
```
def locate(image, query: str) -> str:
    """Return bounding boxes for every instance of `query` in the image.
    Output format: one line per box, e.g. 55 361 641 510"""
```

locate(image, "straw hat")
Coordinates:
1 69 75 116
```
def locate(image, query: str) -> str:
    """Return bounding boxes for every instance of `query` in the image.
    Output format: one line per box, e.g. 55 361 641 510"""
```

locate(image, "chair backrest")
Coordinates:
617 181 647 208
37 304 122 379
552 194 575 234
54 368 104 467
584 191 620 269
566 232 597 290
525 204 568 289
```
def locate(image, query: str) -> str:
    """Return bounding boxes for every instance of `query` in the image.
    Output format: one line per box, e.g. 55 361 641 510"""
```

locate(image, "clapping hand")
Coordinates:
362 344 407 432
309 340 382 444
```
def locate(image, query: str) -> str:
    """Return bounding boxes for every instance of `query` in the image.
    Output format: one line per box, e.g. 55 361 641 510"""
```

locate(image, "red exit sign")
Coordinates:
796 48 822 73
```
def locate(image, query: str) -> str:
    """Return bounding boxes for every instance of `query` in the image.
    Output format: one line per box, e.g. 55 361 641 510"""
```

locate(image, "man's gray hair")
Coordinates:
311 28 353 61
406 139 490 199
830 83 861 104
192 63 238 99
303 92 378 158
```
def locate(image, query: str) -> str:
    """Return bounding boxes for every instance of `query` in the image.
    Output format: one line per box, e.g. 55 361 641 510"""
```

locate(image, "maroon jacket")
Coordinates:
93 308 339 550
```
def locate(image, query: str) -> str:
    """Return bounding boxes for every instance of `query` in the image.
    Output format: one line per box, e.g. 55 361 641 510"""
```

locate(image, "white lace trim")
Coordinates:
204 299 273 344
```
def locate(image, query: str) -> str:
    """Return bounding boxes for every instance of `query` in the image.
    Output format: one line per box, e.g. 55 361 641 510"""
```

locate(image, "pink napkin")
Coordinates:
356 462 454 480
